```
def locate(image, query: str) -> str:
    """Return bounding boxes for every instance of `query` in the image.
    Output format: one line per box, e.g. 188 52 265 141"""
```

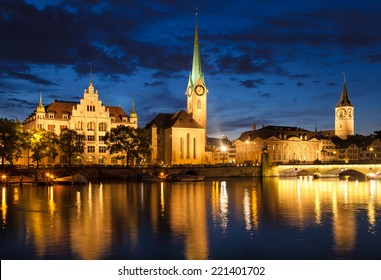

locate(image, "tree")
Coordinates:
104 125 151 167
59 128 85 167
0 118 27 168
30 129 59 168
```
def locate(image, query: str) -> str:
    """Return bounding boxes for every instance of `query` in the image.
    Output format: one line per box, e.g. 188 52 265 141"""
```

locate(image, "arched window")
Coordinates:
87 121 94 131
98 122 106 132
77 121 83 130
197 99 202 109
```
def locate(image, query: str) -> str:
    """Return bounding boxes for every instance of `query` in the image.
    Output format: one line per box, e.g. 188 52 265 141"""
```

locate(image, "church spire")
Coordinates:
36 88 45 113
336 73 352 107
191 9 204 86
130 96 137 119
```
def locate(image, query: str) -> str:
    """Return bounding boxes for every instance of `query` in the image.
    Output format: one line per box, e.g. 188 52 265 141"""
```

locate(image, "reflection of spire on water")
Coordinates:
169 183 209 259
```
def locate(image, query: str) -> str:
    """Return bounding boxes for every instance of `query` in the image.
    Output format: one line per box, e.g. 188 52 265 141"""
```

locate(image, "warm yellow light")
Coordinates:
221 146 227 152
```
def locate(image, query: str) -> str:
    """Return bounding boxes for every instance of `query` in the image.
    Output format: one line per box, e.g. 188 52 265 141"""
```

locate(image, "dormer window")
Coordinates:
49 113 54 119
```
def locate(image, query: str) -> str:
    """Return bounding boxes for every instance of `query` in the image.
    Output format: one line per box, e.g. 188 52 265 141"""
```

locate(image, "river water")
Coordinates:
1 177 381 260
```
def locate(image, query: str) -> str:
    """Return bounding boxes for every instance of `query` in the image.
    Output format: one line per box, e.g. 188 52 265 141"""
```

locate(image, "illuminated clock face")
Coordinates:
195 85 205 96
187 86 192 97
347 109 353 118
337 108 346 119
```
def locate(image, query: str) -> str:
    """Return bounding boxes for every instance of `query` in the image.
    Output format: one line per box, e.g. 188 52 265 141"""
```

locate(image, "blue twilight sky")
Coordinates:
1 0 381 139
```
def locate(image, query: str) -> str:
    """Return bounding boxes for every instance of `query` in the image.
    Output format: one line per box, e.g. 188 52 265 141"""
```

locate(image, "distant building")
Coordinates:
236 125 320 164
22 79 137 166
206 137 235 164
145 15 207 165
234 76 381 165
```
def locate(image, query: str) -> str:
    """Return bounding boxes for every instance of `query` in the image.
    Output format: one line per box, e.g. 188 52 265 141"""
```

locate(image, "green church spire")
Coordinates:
190 10 205 86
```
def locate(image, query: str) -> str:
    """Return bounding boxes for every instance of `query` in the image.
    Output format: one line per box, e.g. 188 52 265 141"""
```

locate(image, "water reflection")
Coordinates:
0 178 380 259
211 181 229 233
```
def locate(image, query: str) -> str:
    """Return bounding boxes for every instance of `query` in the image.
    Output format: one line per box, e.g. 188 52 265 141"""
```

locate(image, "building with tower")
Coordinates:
233 77 381 165
22 78 137 166
145 14 209 165
335 77 354 139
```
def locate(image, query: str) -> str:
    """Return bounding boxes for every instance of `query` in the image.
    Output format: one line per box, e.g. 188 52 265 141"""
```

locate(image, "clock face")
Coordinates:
337 108 346 119
347 109 353 118
195 85 205 96
187 86 192 97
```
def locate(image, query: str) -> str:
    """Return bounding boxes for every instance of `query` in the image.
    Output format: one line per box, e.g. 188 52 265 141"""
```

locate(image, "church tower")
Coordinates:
335 76 354 139
186 11 207 130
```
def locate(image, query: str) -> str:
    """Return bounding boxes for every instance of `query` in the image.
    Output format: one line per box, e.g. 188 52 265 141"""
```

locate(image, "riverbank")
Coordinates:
1 165 262 181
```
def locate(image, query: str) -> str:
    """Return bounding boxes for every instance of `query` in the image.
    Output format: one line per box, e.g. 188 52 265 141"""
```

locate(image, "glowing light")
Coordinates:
160 182 165 215
2 187 7 227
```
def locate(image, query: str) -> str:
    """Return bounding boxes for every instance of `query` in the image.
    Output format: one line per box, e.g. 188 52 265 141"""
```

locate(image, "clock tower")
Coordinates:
335 77 354 139
186 12 207 130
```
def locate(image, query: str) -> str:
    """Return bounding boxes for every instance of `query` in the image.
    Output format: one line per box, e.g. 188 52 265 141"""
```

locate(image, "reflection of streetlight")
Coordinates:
221 146 227 165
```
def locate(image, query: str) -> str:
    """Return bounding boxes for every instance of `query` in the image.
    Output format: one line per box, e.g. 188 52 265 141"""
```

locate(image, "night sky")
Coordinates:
1 0 381 139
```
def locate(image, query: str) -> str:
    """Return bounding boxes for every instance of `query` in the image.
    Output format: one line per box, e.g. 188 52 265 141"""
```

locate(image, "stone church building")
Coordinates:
145 15 208 165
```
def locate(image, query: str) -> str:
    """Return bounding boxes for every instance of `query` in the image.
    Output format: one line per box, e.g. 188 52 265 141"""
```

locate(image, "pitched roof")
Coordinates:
107 105 129 121
336 80 353 107
24 100 129 122
145 110 204 130
238 125 315 141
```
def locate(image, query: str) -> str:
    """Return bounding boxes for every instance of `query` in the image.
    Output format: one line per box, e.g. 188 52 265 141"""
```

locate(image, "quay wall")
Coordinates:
4 165 262 181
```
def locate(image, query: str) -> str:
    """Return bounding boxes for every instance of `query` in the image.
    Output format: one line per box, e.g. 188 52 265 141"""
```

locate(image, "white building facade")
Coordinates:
22 79 137 166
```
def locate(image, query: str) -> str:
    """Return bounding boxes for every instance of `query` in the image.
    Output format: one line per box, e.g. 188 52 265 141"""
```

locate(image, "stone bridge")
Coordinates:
275 163 381 179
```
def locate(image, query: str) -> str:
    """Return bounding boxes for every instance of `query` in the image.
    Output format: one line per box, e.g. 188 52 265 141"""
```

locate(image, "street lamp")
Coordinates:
369 147 374 162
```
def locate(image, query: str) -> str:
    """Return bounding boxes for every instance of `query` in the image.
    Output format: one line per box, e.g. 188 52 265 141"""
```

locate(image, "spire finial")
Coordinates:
36 85 45 113
90 63 93 85
39 86 43 105
342 72 346 82
130 93 137 119
195 6 198 18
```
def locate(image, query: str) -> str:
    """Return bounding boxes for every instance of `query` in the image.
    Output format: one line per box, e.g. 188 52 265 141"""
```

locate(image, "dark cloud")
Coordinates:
5 71 57 86
258 91 271 98
144 81 163 87
0 0 380 138
239 79 265 89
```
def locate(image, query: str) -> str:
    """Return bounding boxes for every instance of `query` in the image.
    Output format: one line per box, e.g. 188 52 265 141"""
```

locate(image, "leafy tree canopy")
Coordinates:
105 125 151 167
